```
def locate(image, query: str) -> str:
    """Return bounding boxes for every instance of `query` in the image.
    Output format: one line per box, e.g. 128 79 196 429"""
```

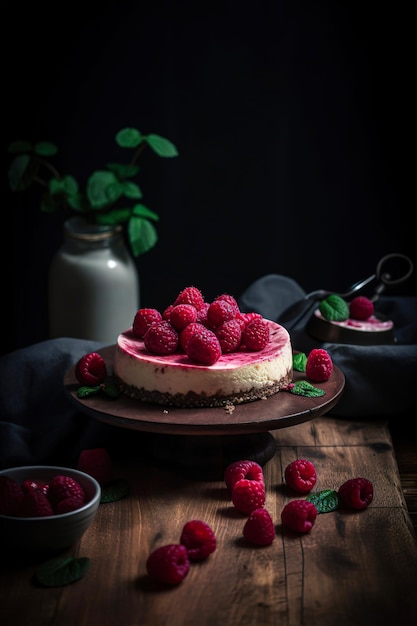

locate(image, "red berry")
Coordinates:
338 477 374 510
55 496 85 514
349 296 374 321
169 304 198 331
224 459 264 492
173 286 205 310
215 318 242 353
284 459 317 494
214 293 240 316
22 479 49 495
144 320 179 355
231 478 266 514
0 476 24 515
75 352 107 386
77 447 113 487
281 500 317 533
132 308 162 338
186 327 222 365
305 348 333 382
47 475 86 506
180 520 216 561
20 489 54 517
146 544 190 585
242 318 270 351
207 299 236 328
243 508 275 546
162 304 174 322
196 302 210 325
179 322 206 352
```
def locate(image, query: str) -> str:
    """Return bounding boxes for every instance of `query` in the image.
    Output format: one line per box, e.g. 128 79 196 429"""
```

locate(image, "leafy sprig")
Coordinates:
7 127 179 257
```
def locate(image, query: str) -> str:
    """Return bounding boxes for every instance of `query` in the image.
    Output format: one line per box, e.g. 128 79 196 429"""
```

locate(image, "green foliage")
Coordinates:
307 489 341 513
289 380 325 397
35 557 91 587
7 127 179 258
100 478 129 503
293 352 307 372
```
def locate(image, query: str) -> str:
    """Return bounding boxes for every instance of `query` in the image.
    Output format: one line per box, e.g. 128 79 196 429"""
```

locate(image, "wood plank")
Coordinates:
1 416 416 626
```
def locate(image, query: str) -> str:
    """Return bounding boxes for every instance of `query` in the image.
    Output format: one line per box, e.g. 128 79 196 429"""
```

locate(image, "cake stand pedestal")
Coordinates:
64 346 345 479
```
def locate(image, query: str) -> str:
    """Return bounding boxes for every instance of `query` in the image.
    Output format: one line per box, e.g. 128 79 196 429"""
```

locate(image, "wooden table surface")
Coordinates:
1 415 416 626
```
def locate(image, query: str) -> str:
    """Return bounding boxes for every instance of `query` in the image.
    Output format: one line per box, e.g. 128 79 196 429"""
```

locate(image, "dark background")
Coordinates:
4 0 415 355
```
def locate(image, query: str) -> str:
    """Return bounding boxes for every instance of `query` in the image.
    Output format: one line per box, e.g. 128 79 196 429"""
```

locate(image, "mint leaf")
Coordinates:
35 557 90 587
100 478 129 503
77 385 101 398
293 352 307 372
102 380 120 399
307 489 340 513
319 294 349 321
289 380 325 397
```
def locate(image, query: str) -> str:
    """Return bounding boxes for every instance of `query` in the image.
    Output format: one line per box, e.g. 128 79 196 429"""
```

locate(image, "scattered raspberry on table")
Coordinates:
224 459 264 492
180 520 216 561
146 544 190 585
284 459 317 493
231 478 266 514
281 499 318 533
243 508 275 546
338 477 374 510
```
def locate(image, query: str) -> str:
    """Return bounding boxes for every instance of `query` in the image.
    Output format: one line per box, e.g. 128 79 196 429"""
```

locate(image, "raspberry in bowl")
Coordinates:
0 465 101 554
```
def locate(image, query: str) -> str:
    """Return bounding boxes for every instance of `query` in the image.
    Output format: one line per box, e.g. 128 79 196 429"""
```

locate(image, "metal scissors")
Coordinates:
279 252 414 330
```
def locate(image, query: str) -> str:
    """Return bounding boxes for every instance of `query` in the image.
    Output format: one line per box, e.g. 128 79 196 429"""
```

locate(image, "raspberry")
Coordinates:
215 318 242 353
0 475 24 515
240 312 263 326
243 508 275 546
47 475 86 506
179 322 206 352
180 520 217 561
284 459 317 494
22 479 49 496
338 477 374 510
207 299 236 328
306 348 333 382
162 304 174 322
132 308 162 338
196 302 210 325
186 327 222 365
55 496 85 514
224 459 264 492
242 318 270 351
75 352 107 386
231 478 266 514
349 296 374 321
20 489 54 517
144 320 179 355
169 304 198 331
146 544 190 585
77 447 113 487
214 293 240 317
281 500 317 533
173 286 205 310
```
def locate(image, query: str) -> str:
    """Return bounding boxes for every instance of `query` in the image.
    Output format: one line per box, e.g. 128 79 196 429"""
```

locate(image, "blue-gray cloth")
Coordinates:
0 275 416 470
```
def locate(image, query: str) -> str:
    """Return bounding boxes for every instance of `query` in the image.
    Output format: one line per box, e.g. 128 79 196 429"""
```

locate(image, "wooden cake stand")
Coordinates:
64 346 345 478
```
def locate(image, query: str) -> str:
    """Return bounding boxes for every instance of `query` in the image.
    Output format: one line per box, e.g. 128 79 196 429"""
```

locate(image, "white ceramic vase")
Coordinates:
48 217 140 344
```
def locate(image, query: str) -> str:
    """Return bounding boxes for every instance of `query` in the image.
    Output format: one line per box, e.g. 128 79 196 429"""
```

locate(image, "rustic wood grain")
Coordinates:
1 416 416 626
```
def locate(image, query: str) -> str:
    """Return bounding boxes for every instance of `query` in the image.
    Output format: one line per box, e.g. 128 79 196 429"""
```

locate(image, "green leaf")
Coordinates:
67 191 91 212
95 208 131 225
118 180 142 199
49 175 79 196
289 380 325 397
8 154 38 191
34 141 58 157
105 181 126 204
7 140 33 154
128 216 158 257
86 171 119 208
115 127 143 148
319 294 349 322
144 133 179 157
100 478 129 503
35 557 90 587
102 380 120 398
107 162 140 179
307 489 341 513
293 352 307 372
77 385 101 398
132 203 159 221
